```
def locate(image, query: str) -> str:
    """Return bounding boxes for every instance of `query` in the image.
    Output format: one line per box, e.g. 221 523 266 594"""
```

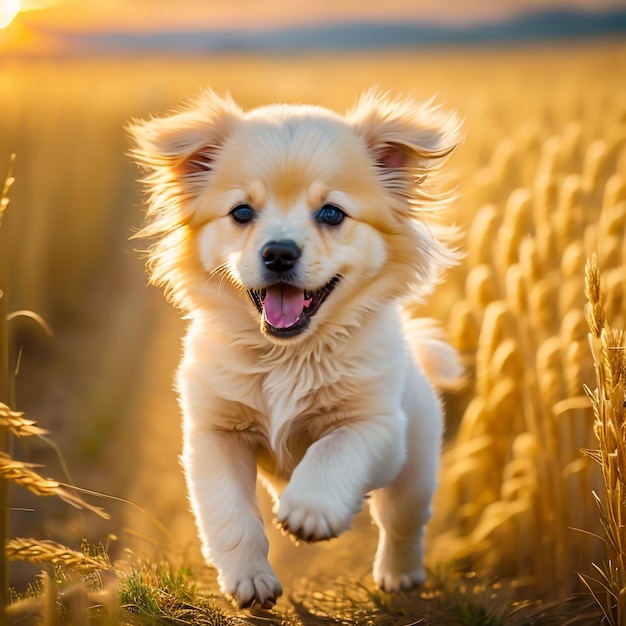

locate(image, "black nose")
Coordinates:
261 239 301 273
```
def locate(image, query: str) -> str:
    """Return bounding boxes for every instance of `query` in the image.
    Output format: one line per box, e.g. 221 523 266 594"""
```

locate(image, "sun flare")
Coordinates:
0 0 19 28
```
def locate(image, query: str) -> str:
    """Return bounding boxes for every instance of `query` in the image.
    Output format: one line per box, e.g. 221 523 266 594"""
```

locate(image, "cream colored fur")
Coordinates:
129 89 463 609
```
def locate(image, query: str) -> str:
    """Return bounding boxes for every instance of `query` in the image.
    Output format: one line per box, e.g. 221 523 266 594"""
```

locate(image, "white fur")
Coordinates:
129 89 463 609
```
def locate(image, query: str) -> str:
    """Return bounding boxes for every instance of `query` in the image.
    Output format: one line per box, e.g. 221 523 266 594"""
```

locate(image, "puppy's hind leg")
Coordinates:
368 369 443 592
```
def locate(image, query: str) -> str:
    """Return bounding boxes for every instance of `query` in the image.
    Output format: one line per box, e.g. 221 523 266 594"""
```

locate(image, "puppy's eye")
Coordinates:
229 204 256 224
315 204 346 227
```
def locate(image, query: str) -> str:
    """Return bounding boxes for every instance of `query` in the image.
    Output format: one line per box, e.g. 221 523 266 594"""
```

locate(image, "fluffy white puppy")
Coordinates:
129 89 463 609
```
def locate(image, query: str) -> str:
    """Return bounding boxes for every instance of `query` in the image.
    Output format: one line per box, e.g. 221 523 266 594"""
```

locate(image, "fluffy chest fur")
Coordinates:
178 306 407 476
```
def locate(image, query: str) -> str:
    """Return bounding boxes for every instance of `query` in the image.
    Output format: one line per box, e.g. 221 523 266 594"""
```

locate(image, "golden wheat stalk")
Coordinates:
6 538 111 572
0 155 17 614
0 453 109 519
0 402 48 437
582 254 626 625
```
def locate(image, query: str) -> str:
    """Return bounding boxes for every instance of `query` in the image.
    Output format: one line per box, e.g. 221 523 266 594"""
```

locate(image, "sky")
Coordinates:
2 0 625 55
13 0 626 31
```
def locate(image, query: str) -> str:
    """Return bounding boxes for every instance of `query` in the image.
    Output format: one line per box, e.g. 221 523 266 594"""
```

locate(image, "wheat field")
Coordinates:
1 40 625 623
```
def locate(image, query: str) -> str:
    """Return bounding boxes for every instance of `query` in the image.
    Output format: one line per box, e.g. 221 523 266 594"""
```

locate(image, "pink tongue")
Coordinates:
263 284 305 329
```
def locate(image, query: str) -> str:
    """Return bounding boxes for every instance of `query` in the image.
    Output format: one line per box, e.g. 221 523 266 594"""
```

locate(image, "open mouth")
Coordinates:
248 276 341 338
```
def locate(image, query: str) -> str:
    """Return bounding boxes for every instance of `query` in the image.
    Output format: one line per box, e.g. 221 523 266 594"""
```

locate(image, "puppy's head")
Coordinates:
129 89 461 345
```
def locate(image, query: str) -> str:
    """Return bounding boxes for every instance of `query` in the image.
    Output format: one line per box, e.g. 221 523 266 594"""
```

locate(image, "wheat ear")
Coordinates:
0 402 48 437
6 538 111 572
0 453 109 519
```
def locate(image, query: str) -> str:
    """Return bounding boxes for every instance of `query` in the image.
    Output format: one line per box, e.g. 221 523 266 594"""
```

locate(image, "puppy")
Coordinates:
129 89 462 609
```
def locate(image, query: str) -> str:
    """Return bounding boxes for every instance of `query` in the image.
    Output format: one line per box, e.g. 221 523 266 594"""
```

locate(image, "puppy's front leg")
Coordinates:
182 425 282 608
277 417 405 542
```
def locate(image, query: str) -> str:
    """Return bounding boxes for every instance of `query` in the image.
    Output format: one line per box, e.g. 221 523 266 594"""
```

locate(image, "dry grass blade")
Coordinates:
577 573 613 624
0 154 15 228
0 453 109 519
6 309 53 337
0 402 48 437
6 538 111 572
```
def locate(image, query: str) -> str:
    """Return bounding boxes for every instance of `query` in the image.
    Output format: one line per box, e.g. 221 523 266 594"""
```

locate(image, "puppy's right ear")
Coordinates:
348 88 461 207
128 90 242 214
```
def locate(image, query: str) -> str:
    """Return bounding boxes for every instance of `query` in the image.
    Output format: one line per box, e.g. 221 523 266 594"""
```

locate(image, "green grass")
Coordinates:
117 555 262 626
8 546 509 625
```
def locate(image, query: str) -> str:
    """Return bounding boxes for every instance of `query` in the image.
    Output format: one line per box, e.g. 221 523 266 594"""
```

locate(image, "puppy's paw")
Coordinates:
219 565 282 609
276 489 356 543
373 534 426 592
230 573 283 609
374 565 426 592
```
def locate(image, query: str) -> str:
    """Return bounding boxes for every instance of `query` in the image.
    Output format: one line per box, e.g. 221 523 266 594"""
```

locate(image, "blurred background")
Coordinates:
1 0 626 617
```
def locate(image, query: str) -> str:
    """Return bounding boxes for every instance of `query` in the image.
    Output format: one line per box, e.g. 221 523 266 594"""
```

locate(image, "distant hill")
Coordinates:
40 7 626 55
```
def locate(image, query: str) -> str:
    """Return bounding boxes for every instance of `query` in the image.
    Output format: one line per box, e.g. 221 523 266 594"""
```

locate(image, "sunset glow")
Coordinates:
0 0 624 56
0 0 19 28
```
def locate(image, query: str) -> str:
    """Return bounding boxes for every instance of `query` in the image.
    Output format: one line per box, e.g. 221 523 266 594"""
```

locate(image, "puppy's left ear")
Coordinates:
127 90 243 225
128 90 242 179
348 89 461 194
